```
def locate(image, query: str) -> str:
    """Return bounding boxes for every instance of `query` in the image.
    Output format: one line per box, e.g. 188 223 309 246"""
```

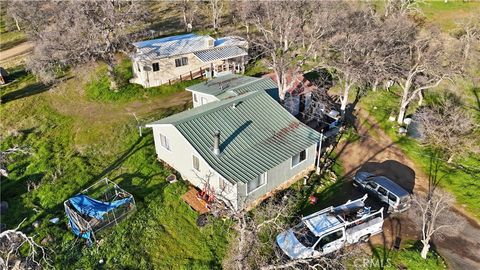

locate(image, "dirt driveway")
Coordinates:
337 108 480 270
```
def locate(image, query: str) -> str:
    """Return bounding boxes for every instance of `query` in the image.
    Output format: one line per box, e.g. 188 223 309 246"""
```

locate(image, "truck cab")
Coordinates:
276 194 383 259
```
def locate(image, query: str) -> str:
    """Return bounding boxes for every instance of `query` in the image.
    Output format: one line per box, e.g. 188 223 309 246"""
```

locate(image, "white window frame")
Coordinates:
192 155 200 172
159 133 171 151
152 62 160 72
201 97 208 105
291 149 308 169
193 93 198 102
246 172 267 195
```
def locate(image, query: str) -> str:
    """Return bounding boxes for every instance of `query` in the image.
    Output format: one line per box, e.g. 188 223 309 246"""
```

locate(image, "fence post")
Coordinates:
190 71 193 80
200 67 203 78
169 79 171 85
180 75 182 82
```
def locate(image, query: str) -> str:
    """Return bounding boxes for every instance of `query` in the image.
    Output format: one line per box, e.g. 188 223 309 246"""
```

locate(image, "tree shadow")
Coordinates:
1 82 52 104
358 160 416 194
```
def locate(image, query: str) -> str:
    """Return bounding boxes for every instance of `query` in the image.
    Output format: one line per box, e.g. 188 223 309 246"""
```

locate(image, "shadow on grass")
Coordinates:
1 82 51 104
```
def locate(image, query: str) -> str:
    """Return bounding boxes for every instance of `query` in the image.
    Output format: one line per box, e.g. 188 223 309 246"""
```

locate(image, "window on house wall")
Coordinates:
193 93 198 102
208 39 214 47
201 97 207 105
159 133 170 150
247 173 266 193
137 63 141 72
175 57 188 67
219 177 232 193
291 149 307 167
152 62 160 72
192 155 200 171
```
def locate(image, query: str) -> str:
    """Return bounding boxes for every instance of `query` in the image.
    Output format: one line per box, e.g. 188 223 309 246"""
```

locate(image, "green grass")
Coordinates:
359 89 480 220
244 60 270 77
0 12 27 51
369 241 447 270
85 59 204 103
0 66 230 269
419 0 480 32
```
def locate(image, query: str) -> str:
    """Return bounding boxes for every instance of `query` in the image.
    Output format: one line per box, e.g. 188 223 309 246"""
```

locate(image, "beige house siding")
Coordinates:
150 124 238 207
190 92 219 108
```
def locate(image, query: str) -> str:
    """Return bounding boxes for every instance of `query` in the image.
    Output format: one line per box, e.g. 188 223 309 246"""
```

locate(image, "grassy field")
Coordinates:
0 65 229 269
369 241 447 270
358 88 480 220
0 11 27 51
419 0 480 32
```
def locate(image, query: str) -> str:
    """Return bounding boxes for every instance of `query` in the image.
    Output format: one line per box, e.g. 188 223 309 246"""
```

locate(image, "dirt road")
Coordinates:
337 108 480 270
0 41 33 61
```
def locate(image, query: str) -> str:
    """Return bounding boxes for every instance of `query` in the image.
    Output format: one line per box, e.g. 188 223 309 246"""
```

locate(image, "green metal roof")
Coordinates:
148 91 321 184
186 74 278 100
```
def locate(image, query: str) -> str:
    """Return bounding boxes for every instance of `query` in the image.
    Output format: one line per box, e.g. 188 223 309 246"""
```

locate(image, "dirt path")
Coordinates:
0 41 34 62
337 108 480 270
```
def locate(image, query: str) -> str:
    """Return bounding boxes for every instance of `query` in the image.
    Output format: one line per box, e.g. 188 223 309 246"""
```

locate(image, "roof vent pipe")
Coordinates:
232 103 237 109
213 130 221 155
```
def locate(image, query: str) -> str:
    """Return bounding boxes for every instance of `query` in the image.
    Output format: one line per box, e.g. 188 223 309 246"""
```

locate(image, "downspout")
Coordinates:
315 132 324 174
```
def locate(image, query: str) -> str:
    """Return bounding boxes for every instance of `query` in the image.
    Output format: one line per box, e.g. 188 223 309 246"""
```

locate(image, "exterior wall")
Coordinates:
190 91 220 108
150 124 238 206
237 143 318 208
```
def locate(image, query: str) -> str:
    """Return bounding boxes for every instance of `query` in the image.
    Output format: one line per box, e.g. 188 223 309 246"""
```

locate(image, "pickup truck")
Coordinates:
276 194 383 259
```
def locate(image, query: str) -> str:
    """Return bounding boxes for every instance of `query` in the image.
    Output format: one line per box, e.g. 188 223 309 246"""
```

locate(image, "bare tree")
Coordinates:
411 190 462 259
174 0 199 32
392 30 454 124
384 0 424 17
246 1 337 101
413 94 479 163
0 219 52 269
322 7 379 112
17 0 148 90
208 0 224 32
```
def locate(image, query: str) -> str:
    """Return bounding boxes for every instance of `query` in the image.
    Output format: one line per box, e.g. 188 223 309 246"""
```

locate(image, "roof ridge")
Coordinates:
148 91 264 126
225 76 265 95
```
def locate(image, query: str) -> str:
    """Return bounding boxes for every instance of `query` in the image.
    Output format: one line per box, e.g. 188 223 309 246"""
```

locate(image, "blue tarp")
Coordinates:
66 194 132 243
69 194 132 220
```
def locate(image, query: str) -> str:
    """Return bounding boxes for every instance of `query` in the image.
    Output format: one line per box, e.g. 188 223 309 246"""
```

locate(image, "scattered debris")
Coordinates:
166 174 177 183
49 217 60 224
196 213 209 227
32 221 40 229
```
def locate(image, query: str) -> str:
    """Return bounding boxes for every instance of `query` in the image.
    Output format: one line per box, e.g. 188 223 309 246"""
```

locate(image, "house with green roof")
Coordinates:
146 89 322 209
185 74 279 107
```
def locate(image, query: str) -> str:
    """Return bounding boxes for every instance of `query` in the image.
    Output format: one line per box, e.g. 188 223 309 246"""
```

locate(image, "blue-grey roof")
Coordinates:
186 74 279 100
132 34 247 62
372 176 410 197
147 91 321 184
194 46 247 63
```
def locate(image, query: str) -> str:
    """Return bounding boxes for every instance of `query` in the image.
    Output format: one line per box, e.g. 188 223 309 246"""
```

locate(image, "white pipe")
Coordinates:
316 132 324 174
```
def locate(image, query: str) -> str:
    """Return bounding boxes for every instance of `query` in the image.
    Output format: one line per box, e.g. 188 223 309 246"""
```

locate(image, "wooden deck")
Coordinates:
181 187 210 214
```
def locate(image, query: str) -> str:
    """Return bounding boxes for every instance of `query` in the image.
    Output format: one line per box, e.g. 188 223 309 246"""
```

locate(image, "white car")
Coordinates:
276 195 383 259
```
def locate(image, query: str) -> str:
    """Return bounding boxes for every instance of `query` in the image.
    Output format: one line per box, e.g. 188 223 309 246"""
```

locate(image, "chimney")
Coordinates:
213 130 221 155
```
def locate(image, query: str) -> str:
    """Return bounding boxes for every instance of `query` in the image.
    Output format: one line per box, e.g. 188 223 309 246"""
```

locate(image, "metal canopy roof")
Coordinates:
147 91 321 184
186 74 277 100
194 46 247 63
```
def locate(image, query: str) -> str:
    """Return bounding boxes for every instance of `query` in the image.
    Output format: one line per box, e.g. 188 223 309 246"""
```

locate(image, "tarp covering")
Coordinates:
65 206 92 241
69 194 132 220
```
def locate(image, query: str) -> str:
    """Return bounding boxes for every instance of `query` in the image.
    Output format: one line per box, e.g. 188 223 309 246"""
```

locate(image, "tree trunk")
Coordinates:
420 240 430 259
340 83 351 112
418 90 424 106
107 63 118 92
397 104 407 125
13 15 21 31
